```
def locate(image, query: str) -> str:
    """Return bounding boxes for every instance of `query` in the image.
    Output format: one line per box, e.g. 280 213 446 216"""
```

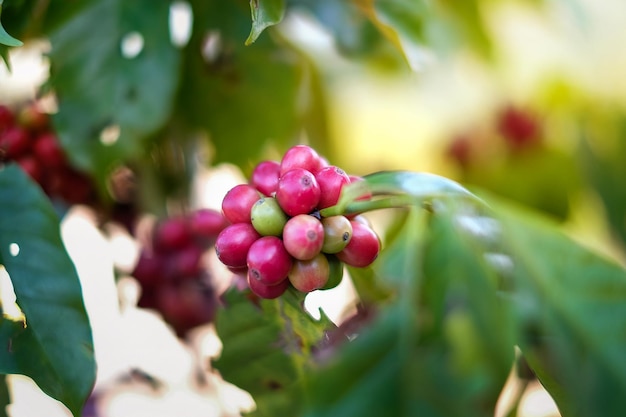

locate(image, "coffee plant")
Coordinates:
1 1 626 417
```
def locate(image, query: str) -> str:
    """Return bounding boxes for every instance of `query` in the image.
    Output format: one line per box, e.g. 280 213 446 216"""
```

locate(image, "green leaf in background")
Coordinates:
47 0 181 182
179 0 307 171
578 111 626 247
0 164 96 417
246 0 285 46
0 1 23 47
492 199 626 417
213 287 333 417
369 0 492 63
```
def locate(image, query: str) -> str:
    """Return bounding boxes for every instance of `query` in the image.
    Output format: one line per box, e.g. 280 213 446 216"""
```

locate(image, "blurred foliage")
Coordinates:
1 0 626 416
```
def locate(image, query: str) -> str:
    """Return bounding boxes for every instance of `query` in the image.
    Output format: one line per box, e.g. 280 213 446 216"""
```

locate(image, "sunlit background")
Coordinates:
2 0 626 416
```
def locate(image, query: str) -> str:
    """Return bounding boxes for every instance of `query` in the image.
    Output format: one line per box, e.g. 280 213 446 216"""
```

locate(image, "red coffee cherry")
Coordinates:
33 132 66 168
246 236 293 286
288 252 330 293
315 165 350 209
247 271 290 299
215 223 261 268
282 214 324 260
250 160 281 196
16 156 43 183
279 145 325 175
189 208 228 244
221 184 261 224
153 216 192 252
336 220 380 268
0 126 31 159
275 168 320 216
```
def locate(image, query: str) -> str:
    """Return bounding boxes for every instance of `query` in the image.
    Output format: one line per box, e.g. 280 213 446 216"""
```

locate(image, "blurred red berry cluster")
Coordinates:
132 209 229 337
0 103 95 205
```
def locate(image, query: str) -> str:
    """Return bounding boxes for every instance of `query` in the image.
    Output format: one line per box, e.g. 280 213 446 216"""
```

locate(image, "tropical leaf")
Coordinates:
0 164 96 417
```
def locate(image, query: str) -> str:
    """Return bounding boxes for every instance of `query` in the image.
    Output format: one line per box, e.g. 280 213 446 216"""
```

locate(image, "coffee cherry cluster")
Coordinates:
215 145 380 300
132 208 229 336
0 103 95 205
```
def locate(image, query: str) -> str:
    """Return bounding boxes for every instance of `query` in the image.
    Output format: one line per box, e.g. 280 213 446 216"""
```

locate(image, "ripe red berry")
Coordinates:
169 244 205 279
497 106 540 150
315 165 351 209
279 145 325 175
282 214 324 260
132 250 166 288
153 216 192 252
215 223 261 268
156 282 216 336
221 184 261 224
189 208 228 243
275 168 320 216
33 132 66 168
337 221 380 268
16 156 43 184
250 160 281 196
246 236 293 286
288 252 330 293
247 271 290 299
0 105 15 131
321 215 352 253
0 126 31 159
57 169 94 204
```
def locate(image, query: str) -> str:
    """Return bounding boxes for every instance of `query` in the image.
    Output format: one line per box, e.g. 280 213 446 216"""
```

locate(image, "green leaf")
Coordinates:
0 3 23 47
47 0 181 182
491 199 626 416
246 0 285 46
305 206 512 417
0 164 96 417
213 287 333 417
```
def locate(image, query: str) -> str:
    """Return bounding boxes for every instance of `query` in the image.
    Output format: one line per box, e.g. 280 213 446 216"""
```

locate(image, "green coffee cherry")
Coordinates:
321 254 344 290
321 215 352 253
250 197 288 236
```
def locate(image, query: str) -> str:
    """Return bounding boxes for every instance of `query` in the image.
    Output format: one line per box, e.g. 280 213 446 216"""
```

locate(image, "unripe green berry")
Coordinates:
321 215 352 253
250 197 288 236
321 254 344 290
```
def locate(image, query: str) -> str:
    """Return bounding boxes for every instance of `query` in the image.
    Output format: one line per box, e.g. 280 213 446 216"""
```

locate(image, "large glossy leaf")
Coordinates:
305 204 513 417
492 200 626 416
47 0 181 181
213 287 333 417
0 164 96 417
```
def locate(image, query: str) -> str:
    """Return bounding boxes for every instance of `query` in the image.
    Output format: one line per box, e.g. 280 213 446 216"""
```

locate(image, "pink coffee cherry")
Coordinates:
315 165 351 209
282 214 324 260
275 168 321 216
246 236 293 286
336 220 380 268
279 145 325 175
250 160 281 196
215 223 261 268
288 252 330 293
221 184 261 224
247 271 290 299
